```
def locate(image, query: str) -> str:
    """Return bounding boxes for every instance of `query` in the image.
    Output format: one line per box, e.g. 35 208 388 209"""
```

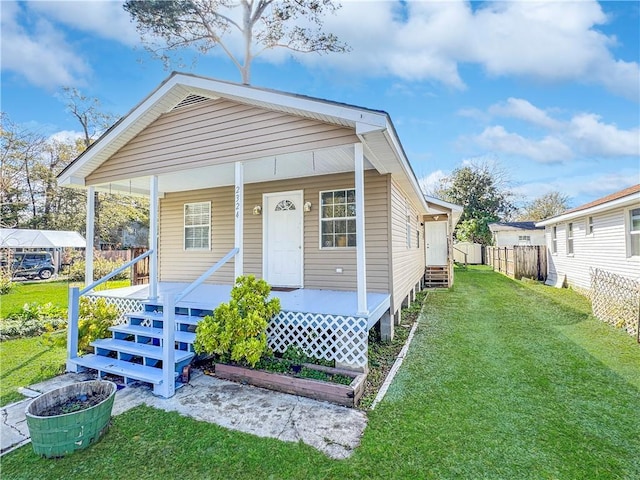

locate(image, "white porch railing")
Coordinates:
67 249 153 371
157 247 238 397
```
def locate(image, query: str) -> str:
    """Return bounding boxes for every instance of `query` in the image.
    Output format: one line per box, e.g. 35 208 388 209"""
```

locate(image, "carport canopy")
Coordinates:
0 229 86 249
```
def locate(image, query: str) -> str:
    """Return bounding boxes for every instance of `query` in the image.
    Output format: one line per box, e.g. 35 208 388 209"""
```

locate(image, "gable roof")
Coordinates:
424 195 463 226
536 184 640 227
488 222 544 232
58 72 429 212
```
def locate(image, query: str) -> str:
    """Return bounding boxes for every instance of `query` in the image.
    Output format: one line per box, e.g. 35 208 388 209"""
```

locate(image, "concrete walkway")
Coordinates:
1 370 367 459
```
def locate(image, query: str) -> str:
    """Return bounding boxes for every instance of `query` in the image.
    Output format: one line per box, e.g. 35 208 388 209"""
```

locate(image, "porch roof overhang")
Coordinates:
57 72 429 212
424 195 463 227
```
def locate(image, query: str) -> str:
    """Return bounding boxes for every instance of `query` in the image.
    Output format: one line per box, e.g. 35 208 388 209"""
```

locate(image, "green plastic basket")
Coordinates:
25 380 117 458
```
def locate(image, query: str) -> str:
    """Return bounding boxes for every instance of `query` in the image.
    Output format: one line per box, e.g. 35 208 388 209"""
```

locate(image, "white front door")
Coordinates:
426 221 448 265
263 191 303 287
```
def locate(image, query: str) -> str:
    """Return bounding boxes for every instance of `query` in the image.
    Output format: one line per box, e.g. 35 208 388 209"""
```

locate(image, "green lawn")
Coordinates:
0 280 130 319
2 266 639 479
0 336 66 406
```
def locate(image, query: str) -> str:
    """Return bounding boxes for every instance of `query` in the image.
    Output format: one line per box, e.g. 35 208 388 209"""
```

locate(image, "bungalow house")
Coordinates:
488 221 545 246
536 184 640 291
58 72 454 397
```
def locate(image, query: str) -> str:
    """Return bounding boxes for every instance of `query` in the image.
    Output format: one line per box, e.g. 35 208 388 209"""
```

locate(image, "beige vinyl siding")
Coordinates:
545 206 640 290
159 170 391 292
159 186 235 284
390 178 425 313
88 99 358 185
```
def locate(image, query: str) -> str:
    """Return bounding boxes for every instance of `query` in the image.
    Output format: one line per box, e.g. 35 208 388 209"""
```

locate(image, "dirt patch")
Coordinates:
36 391 111 417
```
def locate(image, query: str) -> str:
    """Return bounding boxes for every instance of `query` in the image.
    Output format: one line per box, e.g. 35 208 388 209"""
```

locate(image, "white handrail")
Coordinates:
80 250 153 295
174 247 239 304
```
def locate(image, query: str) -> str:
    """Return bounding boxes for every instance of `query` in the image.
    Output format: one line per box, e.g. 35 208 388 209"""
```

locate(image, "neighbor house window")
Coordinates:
587 216 594 235
320 189 356 248
184 202 211 250
629 208 640 257
551 226 557 254
518 235 531 245
566 222 574 255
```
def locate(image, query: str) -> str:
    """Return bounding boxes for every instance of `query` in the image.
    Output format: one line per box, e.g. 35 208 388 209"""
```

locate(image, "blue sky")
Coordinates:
2 0 639 208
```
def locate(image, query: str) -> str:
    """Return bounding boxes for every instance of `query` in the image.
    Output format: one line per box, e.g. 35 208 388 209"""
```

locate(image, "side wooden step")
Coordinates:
109 324 196 344
91 338 194 363
70 354 177 385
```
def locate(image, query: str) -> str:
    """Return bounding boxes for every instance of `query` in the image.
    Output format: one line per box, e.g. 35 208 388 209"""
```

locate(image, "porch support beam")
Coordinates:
149 175 159 300
85 186 95 285
234 162 244 280
355 143 368 315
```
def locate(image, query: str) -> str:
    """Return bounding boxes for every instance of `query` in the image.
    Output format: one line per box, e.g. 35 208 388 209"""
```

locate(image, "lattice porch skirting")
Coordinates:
84 295 143 325
267 311 368 369
84 295 369 369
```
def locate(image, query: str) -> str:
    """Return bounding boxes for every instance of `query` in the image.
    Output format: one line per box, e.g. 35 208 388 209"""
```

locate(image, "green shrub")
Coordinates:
0 268 13 295
67 258 130 282
194 275 280 367
76 297 120 353
0 302 67 340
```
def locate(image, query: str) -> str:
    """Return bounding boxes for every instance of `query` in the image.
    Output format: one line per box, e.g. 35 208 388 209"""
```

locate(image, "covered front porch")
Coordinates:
88 282 390 367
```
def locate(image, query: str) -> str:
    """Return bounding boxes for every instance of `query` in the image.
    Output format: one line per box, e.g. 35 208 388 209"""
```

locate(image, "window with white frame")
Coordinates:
320 189 356 248
629 208 640 257
566 222 574 255
587 216 594 235
184 202 211 250
518 235 531 245
551 226 557 254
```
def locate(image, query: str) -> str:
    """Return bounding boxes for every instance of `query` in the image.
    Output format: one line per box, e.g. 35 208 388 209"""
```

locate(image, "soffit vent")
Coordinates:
172 94 212 110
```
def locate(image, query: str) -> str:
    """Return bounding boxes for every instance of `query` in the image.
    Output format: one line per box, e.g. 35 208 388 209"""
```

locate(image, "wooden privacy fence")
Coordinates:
95 248 149 285
590 268 640 342
485 245 547 281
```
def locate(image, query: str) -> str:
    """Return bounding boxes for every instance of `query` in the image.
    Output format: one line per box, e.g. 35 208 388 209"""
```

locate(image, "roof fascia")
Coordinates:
536 192 640 227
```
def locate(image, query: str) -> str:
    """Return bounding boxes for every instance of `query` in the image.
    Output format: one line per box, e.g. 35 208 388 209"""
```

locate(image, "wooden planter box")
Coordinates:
214 362 366 408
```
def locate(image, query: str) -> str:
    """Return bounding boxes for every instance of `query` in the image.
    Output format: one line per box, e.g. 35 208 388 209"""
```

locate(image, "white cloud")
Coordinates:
48 130 84 144
0 1 90 89
419 169 447 195
312 0 639 99
488 98 562 130
28 1 139 46
473 126 574 163
513 168 640 204
568 113 640 157
468 98 639 161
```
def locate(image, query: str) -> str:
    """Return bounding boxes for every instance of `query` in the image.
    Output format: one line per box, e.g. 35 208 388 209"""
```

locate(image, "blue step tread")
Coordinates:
109 324 196 344
125 311 204 326
91 338 194 363
71 354 177 385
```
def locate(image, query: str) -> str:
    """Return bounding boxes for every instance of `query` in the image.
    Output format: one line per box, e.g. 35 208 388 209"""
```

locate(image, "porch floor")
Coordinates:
89 283 391 328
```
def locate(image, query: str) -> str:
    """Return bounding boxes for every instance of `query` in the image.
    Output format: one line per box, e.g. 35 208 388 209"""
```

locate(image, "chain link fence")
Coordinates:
590 268 640 342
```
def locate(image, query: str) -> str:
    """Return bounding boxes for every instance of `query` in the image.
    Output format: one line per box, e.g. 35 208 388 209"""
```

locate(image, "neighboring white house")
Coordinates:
536 184 640 290
488 222 546 246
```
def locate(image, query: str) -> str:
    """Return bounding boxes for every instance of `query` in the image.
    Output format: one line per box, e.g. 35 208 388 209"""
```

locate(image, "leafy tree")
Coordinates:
518 191 571 221
434 161 515 245
124 0 349 84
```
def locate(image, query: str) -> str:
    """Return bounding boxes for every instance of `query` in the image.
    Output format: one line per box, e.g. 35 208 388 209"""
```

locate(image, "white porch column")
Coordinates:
234 162 244 280
85 186 95 285
355 143 368 315
149 175 159 300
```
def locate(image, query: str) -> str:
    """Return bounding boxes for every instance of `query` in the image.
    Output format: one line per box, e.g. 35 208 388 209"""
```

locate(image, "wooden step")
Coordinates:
91 338 194 363
70 354 177 385
109 324 196 344
125 311 203 327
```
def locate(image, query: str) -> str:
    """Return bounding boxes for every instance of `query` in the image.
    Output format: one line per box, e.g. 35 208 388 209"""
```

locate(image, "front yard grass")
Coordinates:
0 279 130 319
0 336 66 406
2 266 639 479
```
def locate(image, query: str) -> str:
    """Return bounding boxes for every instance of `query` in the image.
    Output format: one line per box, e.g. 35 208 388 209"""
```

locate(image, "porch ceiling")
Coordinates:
91 144 374 195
